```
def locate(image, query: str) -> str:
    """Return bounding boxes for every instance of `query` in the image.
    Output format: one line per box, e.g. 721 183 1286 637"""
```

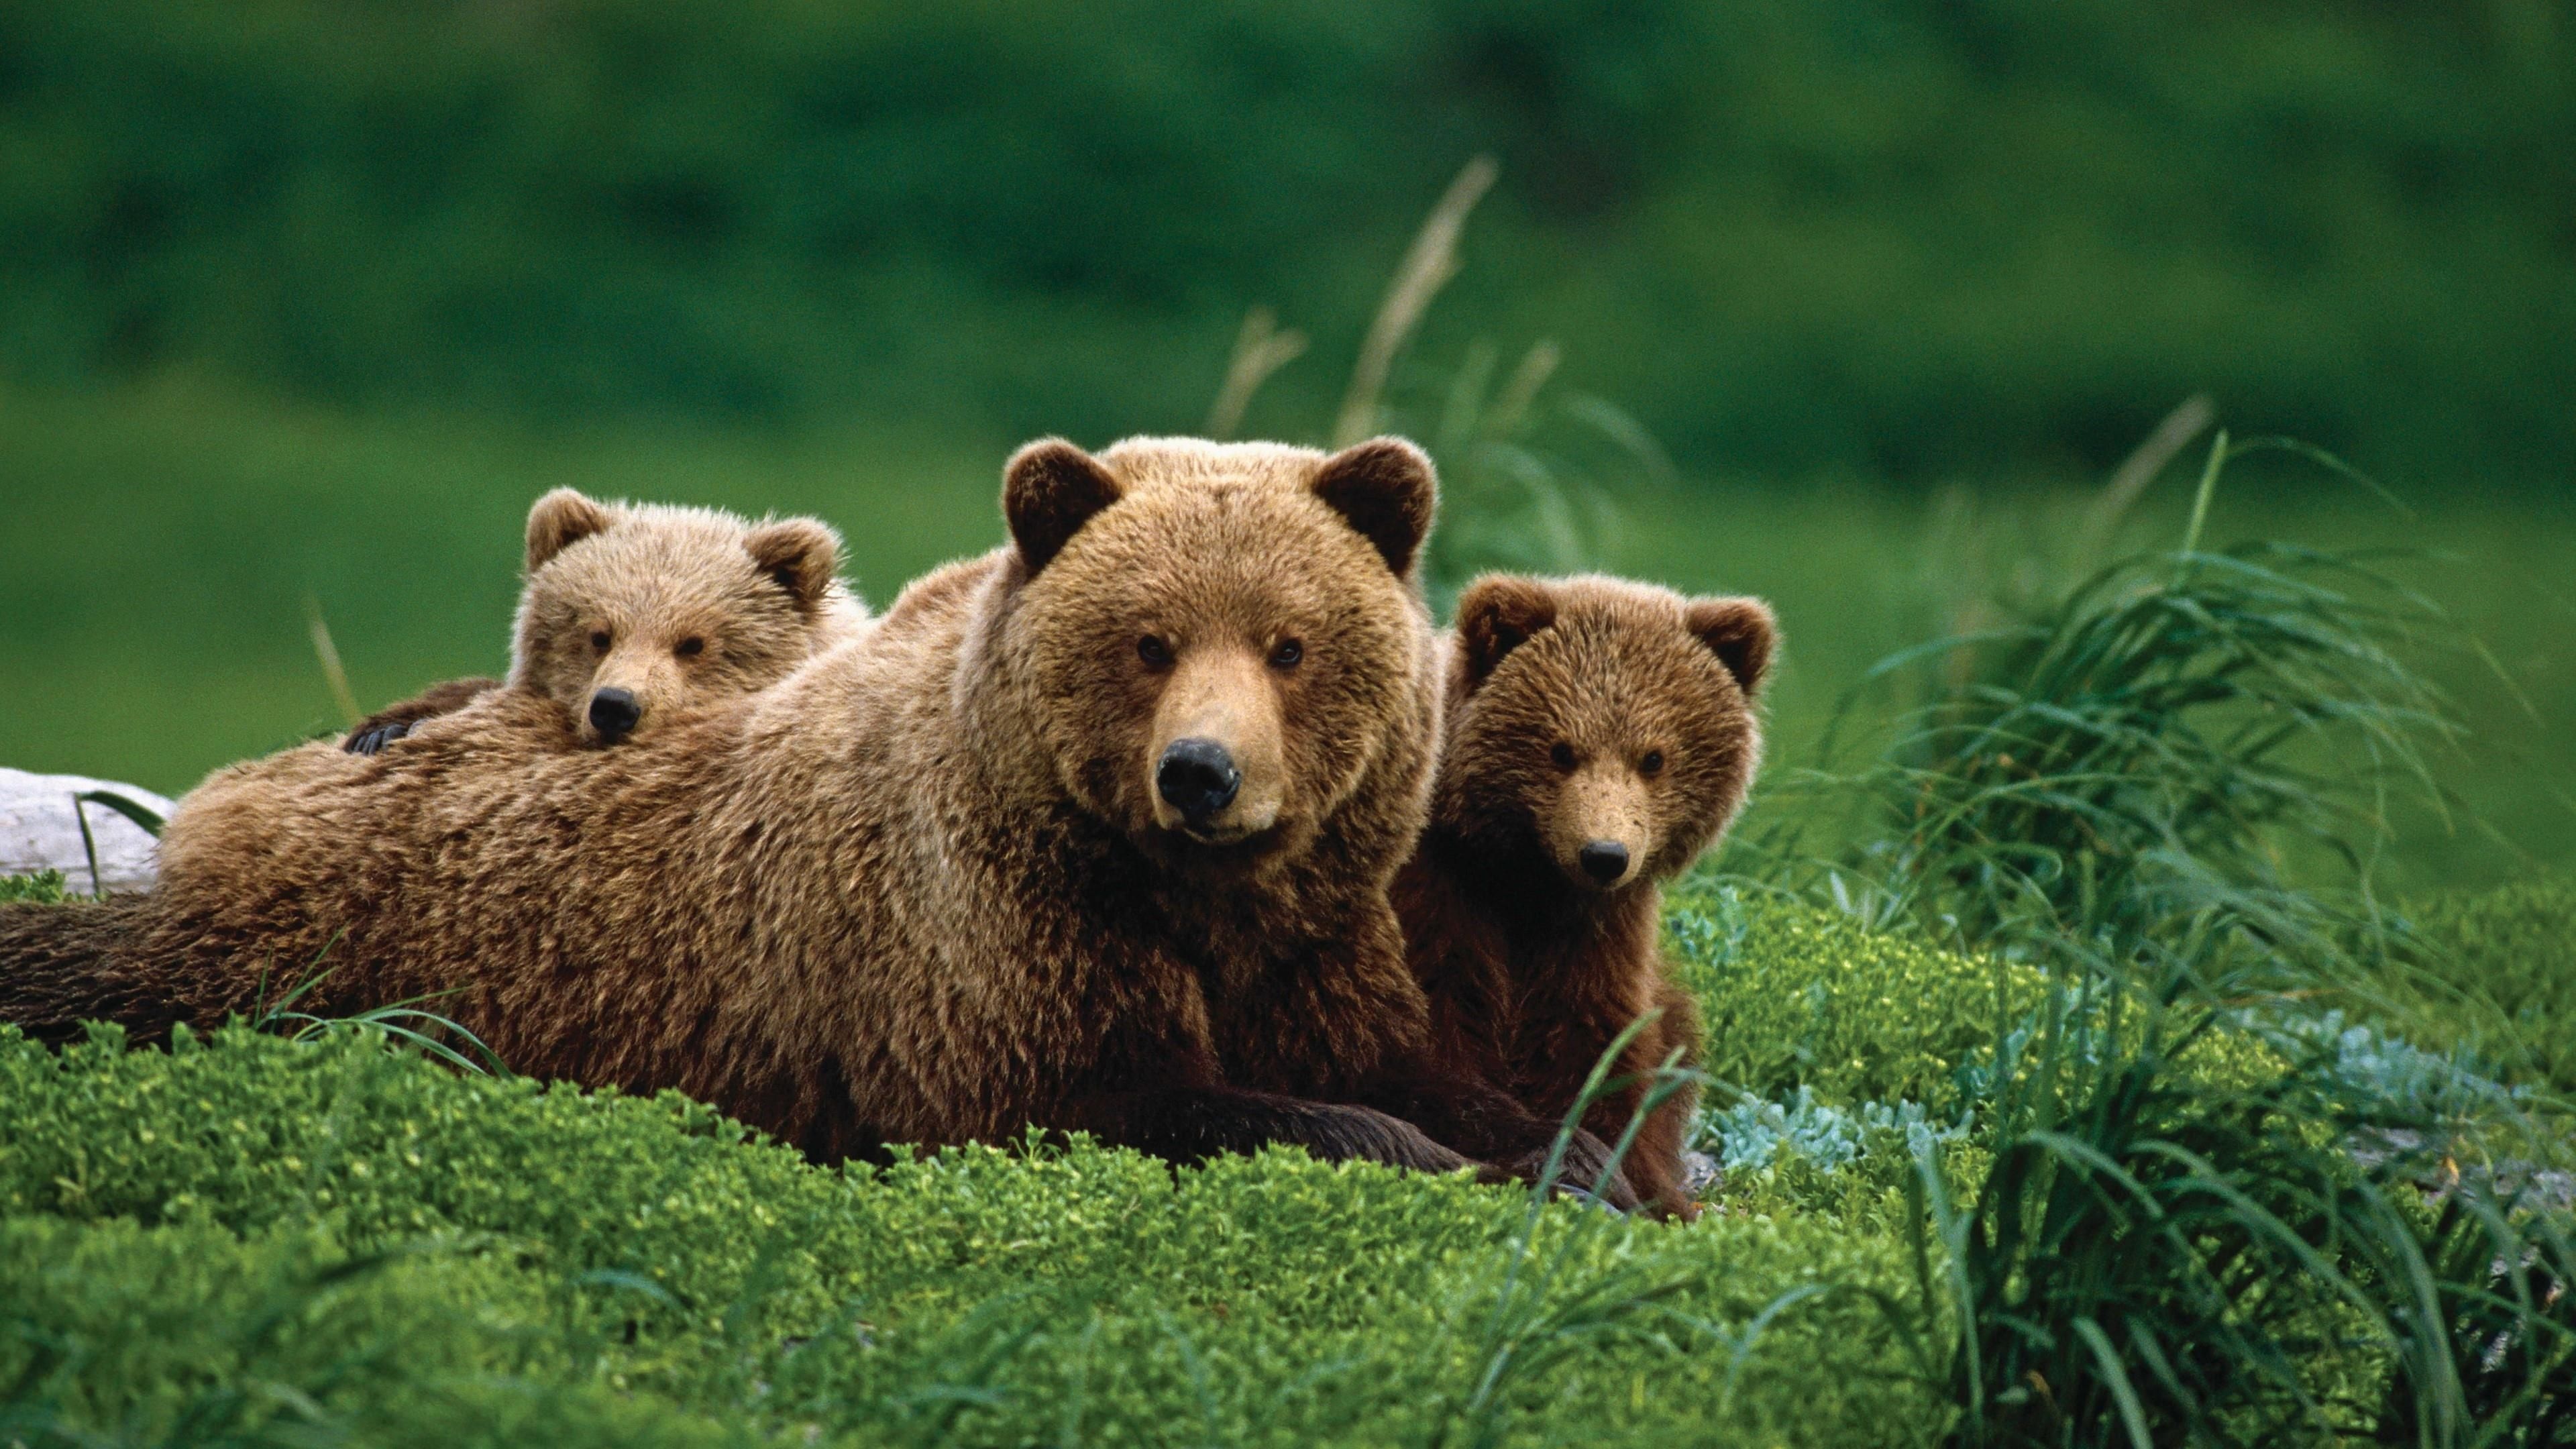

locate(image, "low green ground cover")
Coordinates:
2355 876 2576 1101
1 1018 1933 1448
5 879 2565 1444
0 869 66 905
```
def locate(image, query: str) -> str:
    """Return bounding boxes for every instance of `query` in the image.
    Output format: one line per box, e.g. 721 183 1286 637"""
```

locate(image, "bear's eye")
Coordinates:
1549 742 1578 772
1269 638 1303 669
590 631 612 653
676 637 705 658
1137 635 1173 668
1640 749 1666 777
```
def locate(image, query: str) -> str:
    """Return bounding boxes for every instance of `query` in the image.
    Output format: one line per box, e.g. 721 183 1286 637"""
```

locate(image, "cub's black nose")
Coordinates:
588 687 643 743
1578 840 1630 884
1156 737 1241 823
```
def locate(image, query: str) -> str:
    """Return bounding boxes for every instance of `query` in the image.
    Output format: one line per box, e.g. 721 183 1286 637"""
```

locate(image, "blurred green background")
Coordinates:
0 0 2567 889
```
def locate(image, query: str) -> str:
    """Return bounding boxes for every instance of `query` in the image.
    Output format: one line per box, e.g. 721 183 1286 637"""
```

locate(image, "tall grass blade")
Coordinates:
1205 306 1307 438
66 796 101 900
304 593 363 727
71 788 163 837
1334 154 1497 447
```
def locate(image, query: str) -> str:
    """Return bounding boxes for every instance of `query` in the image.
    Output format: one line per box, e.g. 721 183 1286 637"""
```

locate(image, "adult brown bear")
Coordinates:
1 439 1627 1200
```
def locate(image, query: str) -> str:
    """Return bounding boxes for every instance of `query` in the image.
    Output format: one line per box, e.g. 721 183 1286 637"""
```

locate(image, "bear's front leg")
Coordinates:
1063 1082 1479 1175
343 676 504 754
1360 1062 1642 1212
1232 914 1642 1210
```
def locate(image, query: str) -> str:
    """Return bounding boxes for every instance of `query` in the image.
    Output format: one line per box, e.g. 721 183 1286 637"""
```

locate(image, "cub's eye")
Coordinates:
1269 638 1303 669
1640 749 1666 777
1137 635 1172 667
676 637 705 658
590 631 612 653
1549 742 1578 772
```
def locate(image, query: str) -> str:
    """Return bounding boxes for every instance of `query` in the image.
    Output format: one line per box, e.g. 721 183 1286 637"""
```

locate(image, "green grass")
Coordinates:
1737 435 2469 982
7 881 2570 1444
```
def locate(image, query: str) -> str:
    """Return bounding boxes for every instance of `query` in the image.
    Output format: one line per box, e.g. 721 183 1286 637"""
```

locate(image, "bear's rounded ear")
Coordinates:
1004 438 1123 578
525 488 617 572
1684 596 1777 698
1456 574 1558 688
1311 437 1437 578
746 516 845 615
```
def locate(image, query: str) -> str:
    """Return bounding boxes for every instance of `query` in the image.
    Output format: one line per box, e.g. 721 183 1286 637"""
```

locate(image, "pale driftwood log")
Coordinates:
0 767 173 896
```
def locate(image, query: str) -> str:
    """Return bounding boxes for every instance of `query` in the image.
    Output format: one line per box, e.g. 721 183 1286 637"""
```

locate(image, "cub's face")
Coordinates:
511 489 851 745
1000 437 1437 861
1437 575 1774 893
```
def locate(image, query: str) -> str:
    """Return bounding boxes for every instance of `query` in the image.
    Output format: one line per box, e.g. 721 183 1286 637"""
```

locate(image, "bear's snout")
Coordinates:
1576 840 1629 885
1157 738 1242 825
1548 765 1651 890
588 688 643 744
1145 646 1288 844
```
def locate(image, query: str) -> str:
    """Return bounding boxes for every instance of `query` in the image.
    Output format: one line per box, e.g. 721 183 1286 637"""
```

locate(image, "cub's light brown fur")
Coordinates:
340 487 864 753
7 439 1612 1195
1395 574 1775 1218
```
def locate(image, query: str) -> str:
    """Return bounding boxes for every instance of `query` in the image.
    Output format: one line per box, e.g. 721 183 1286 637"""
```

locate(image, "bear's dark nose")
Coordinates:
588 688 643 743
1157 737 1241 824
1578 841 1630 884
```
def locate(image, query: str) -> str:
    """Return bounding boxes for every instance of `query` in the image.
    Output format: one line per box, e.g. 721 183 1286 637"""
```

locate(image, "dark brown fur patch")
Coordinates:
1397 573 1776 1218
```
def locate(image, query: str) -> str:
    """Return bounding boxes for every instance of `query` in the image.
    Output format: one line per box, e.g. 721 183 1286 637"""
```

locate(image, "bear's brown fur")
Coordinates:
5 439 1618 1196
1394 574 1775 1218
342 488 863 754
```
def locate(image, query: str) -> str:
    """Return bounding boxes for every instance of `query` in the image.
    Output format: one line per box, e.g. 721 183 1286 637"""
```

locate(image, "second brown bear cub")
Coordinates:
344 488 863 753
1397 574 1775 1218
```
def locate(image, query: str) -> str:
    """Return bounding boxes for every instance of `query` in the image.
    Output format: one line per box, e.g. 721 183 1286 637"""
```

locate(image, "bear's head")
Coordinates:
511 488 854 746
1436 574 1774 894
993 436 1438 865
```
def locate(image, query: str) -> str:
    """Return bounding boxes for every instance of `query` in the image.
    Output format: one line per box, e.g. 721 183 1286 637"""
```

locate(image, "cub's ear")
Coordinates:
525 488 618 572
1456 575 1558 688
1004 438 1123 577
1311 437 1437 578
745 516 845 616
1684 596 1777 698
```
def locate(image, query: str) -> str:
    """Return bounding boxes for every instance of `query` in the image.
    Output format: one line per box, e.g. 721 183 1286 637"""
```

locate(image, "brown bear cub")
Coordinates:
3 438 1621 1200
1395 574 1776 1218
342 487 865 753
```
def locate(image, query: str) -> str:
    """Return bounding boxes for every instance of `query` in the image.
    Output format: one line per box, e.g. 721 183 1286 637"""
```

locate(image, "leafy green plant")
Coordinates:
0 870 68 905
1755 435 2462 983
2368 1187 2576 1442
1890 951 2574 1448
